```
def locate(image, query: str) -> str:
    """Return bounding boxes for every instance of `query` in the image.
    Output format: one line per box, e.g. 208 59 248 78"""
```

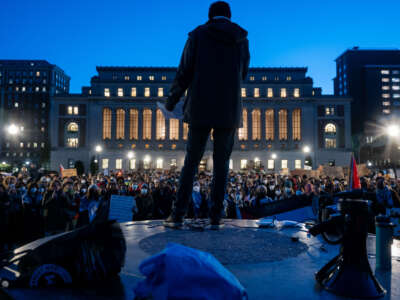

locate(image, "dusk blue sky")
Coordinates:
1 0 399 94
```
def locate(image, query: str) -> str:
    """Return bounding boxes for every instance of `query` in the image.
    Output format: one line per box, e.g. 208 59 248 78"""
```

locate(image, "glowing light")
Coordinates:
7 124 20 135
127 151 134 159
95 145 103 153
387 124 400 137
271 153 277 159
303 146 311 153
144 155 151 163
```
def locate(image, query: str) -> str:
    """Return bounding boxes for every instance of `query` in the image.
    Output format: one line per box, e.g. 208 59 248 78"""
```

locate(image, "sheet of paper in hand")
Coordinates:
109 195 136 223
157 101 184 120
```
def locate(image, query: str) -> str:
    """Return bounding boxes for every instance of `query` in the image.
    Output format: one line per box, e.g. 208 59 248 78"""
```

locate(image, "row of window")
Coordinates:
241 87 300 98
6 86 47 92
381 70 400 75
102 108 188 141
382 77 400 83
99 157 303 170
248 75 293 82
112 75 168 81
382 93 400 99
381 85 400 91
238 108 301 141
103 87 301 98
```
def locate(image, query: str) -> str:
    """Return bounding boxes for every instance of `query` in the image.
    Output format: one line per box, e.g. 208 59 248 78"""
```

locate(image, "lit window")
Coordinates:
393 86 400 90
42 102 46 108
116 159 122 169
158 87 164 97
131 87 137 97
382 101 391 106
149 75 155 81
382 78 390 82
124 75 130 81
33 142 38 148
249 76 255 81
383 109 391 114
143 109 152 140
67 138 78 148
67 122 79 132
254 88 260 98
36 71 40 77
22 86 26 92
144 87 150 97
15 87 19 92
392 78 400 82
162 75 167 80
240 159 247 169
41 127 45 132
118 88 124 97
156 109 166 140
170 159 177 167
137 75 142 81
325 107 335 115
280 88 287 98
393 94 400 98
275 76 279 81
102 158 109 169
35 87 39 92
169 118 179 140
129 109 139 140
325 138 336 149
241 88 246 97
262 76 267 81
156 158 163 169
382 86 390 90
295 160 302 169
281 160 288 169
294 88 300 98
325 123 336 133
104 88 110 97
20 142 24 148
183 122 189 140
268 160 274 170
42 87 46 92
238 109 248 141
381 70 390 75
267 88 273 98
103 108 112 140
73 106 78 115
129 159 136 169
252 109 261 140
382 94 390 98
116 109 125 139
286 76 292 81
14 102 19 108
265 109 274 141
292 108 301 141
278 109 288 140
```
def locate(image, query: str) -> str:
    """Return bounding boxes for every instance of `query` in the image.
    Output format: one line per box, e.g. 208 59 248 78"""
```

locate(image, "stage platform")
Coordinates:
3 219 400 300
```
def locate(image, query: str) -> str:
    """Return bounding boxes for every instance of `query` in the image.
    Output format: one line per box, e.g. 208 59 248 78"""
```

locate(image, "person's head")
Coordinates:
208 1 231 20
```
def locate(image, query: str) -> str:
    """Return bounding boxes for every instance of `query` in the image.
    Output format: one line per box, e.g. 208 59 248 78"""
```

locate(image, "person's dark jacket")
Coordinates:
166 18 250 128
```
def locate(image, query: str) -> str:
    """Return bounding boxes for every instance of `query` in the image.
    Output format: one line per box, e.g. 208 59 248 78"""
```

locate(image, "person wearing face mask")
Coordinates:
22 183 44 242
191 183 202 219
133 185 153 221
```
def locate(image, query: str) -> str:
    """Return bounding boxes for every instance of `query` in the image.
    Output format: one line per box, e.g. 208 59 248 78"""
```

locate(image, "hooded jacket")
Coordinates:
166 18 250 128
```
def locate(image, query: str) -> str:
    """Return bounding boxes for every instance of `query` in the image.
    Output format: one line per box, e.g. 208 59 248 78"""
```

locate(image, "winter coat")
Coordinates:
166 18 250 128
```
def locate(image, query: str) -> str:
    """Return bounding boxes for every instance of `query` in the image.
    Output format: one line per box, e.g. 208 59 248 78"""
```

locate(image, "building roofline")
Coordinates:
96 66 308 72
364 64 400 68
335 47 400 61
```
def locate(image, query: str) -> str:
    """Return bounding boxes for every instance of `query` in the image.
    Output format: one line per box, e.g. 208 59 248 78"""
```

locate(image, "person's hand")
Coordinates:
165 100 175 112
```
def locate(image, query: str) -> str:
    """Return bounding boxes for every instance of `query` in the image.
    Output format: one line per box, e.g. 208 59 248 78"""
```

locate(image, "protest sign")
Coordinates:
61 168 77 178
109 195 136 223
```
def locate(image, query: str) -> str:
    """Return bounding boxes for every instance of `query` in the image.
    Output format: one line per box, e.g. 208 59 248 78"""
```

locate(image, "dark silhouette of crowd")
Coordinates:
1 168 400 252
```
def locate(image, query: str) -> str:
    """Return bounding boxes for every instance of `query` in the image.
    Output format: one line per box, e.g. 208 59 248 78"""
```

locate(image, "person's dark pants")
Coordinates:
172 126 236 220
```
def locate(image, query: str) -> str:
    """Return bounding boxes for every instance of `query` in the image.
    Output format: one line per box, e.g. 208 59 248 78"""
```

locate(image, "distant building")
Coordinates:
0 60 70 167
50 66 352 172
334 48 400 165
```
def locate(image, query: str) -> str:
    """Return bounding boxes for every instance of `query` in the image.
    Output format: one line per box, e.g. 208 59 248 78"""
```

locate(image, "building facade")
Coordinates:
333 48 400 165
50 66 352 172
0 60 70 167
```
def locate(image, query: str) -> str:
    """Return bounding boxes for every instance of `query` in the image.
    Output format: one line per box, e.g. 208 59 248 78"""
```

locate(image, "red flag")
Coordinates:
59 164 65 177
349 156 361 190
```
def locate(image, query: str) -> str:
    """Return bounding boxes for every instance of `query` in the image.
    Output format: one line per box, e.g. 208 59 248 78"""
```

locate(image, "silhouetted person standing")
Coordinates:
164 1 250 229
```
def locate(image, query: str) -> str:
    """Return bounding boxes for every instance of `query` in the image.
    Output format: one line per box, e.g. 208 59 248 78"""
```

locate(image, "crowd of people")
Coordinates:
1 167 399 252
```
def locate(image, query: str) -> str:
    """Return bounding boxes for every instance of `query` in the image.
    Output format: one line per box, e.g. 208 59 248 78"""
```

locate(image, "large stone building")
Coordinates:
0 60 70 168
50 66 352 172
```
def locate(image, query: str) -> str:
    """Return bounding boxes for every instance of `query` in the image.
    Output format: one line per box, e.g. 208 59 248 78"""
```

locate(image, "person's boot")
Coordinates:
163 215 183 229
209 218 224 230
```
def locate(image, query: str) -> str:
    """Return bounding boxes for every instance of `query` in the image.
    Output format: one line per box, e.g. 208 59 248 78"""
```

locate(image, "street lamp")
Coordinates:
6 124 20 136
95 145 103 153
127 151 134 159
271 153 277 159
386 124 400 138
303 145 311 153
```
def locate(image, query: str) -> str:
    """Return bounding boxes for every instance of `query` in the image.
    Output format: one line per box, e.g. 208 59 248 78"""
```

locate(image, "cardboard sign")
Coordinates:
109 195 136 223
61 168 77 178
357 164 371 177
290 169 320 178
318 165 344 179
